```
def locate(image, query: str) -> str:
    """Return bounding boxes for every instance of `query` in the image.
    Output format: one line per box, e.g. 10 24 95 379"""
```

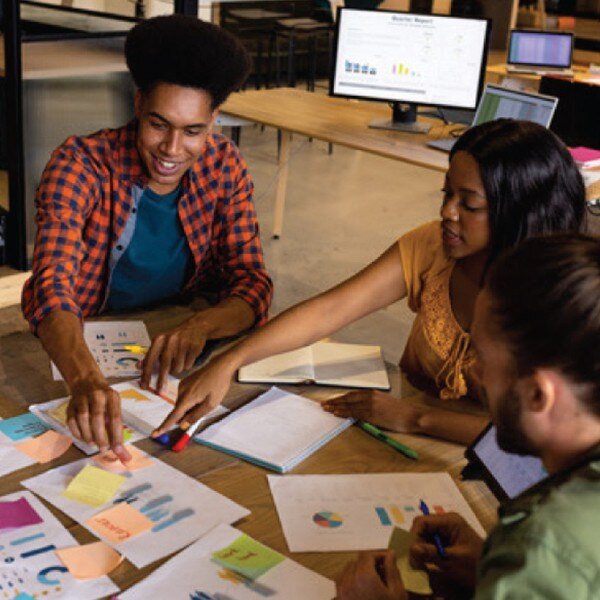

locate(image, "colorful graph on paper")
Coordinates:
0 491 118 599
51 321 151 380
22 453 249 568
268 473 485 552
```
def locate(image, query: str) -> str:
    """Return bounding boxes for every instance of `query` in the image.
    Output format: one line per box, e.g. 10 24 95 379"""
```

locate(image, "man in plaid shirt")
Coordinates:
22 16 272 462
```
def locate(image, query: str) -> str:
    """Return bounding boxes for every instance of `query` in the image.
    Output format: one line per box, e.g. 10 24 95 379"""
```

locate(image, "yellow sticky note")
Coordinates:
62 465 126 508
93 446 153 473
389 527 432 595
56 541 123 580
48 401 69 426
212 534 285 580
86 503 153 544
120 389 149 402
15 430 72 463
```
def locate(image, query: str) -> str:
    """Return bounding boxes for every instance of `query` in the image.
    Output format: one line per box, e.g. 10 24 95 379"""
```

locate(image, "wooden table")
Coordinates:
221 88 450 237
0 304 498 595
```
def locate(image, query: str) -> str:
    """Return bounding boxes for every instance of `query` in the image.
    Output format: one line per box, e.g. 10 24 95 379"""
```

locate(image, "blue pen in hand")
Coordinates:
419 499 447 558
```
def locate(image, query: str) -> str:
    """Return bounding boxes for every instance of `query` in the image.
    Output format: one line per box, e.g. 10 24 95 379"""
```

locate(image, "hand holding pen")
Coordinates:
409 511 484 590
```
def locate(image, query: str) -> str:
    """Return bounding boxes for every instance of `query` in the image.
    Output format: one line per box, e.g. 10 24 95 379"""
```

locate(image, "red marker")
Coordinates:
171 416 206 453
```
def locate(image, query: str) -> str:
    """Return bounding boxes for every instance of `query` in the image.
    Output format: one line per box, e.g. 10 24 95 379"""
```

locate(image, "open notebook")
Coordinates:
238 341 390 390
195 387 353 473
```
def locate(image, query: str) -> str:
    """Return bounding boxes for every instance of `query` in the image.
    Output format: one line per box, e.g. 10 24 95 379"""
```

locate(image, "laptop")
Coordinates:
427 84 558 153
507 30 574 76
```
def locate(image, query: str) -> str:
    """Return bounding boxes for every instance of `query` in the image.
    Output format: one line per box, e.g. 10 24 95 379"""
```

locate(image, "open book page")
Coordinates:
196 387 351 469
312 342 390 389
237 346 315 383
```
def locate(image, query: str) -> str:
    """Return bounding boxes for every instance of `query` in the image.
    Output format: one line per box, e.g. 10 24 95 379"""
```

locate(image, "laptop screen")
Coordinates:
508 30 573 68
472 84 558 128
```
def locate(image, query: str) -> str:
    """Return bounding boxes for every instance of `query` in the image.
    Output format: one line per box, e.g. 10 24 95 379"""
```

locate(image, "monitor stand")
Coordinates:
369 102 431 134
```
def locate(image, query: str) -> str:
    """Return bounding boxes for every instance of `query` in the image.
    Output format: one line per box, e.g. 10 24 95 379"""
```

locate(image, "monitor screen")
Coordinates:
468 424 548 500
508 30 573 68
473 84 558 128
331 9 490 111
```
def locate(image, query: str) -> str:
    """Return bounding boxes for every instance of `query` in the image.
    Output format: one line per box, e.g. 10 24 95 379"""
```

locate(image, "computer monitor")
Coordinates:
330 8 491 134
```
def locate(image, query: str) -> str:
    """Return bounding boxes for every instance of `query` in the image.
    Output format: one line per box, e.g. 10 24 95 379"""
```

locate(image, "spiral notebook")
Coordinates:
195 387 353 473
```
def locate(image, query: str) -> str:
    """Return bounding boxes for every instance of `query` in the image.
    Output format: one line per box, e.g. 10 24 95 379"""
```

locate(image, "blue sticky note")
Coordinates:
14 594 36 600
0 414 49 442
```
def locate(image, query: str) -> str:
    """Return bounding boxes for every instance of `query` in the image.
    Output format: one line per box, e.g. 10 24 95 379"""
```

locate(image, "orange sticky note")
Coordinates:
93 446 154 473
56 541 123 580
15 430 72 463
86 503 153 544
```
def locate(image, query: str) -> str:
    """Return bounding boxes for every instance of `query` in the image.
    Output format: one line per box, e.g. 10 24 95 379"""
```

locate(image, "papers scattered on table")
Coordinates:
238 341 390 390
29 376 189 454
51 320 150 380
119 523 335 600
196 386 353 473
22 451 249 568
268 472 485 552
0 491 118 599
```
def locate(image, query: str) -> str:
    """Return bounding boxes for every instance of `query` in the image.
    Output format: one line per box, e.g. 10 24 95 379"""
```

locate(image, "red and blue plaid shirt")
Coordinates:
22 121 272 333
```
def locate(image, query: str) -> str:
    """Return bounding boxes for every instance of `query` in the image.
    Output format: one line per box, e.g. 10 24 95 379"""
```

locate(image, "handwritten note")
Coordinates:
0 497 43 533
15 430 72 463
86 503 153 544
389 527 432 595
0 413 49 441
56 541 123 580
212 533 285 580
62 465 126 508
93 446 153 472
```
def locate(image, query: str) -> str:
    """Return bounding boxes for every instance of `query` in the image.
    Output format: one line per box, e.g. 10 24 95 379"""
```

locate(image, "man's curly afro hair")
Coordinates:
125 15 251 108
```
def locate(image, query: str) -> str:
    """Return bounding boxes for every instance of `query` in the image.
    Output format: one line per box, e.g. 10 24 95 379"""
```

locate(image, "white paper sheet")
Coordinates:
0 491 118 599
268 473 485 552
119 523 335 600
52 321 151 380
22 452 250 568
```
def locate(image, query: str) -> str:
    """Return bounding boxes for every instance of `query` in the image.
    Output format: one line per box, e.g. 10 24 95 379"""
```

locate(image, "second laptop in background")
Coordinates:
428 84 558 153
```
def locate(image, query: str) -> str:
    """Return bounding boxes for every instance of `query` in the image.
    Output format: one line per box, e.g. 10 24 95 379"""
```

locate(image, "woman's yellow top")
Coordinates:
398 220 476 401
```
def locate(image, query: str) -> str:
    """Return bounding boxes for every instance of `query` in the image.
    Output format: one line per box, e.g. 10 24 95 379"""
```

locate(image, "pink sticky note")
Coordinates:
92 446 154 473
56 541 123 580
15 430 72 464
86 503 153 544
0 497 43 533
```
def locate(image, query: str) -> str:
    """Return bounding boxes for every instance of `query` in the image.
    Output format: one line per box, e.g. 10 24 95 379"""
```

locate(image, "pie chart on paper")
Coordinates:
313 511 344 528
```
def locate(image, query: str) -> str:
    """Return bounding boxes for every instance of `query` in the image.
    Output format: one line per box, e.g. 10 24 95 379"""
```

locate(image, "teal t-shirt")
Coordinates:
107 185 192 311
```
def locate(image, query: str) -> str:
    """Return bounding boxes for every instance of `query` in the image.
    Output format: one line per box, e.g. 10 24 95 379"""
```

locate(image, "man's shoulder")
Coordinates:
53 123 132 170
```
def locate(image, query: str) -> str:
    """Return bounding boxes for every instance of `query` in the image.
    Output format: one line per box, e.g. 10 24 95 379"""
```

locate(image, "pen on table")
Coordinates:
171 416 207 452
419 499 447 558
357 421 419 460
123 344 148 354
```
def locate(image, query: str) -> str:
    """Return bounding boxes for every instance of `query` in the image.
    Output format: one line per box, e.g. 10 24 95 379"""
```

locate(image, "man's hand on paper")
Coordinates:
410 513 483 590
67 376 131 464
140 316 210 393
336 550 407 600
322 390 423 433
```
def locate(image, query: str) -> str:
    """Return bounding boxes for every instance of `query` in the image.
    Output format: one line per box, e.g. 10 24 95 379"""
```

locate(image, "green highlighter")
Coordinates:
358 421 419 460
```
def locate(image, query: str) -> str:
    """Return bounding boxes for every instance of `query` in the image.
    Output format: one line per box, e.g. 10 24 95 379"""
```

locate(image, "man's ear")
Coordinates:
134 89 144 119
208 108 219 132
521 370 558 415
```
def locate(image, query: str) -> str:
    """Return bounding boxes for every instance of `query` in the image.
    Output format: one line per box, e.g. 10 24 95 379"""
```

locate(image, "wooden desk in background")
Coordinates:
221 88 450 237
0 304 498 593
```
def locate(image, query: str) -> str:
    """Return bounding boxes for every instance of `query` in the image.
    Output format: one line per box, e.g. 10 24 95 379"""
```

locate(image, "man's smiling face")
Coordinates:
135 82 217 195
